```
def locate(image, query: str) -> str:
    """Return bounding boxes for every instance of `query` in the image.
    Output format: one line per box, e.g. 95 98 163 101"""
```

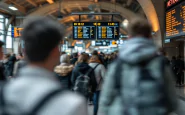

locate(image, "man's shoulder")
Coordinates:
4 77 86 114
39 91 86 115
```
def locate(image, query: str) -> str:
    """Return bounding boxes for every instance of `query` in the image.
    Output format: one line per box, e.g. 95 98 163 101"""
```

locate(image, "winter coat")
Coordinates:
71 62 97 92
89 62 106 91
98 37 177 115
0 62 5 81
54 63 73 89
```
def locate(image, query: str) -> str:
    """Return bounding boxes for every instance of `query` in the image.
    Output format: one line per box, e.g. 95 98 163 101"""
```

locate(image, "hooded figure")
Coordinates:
71 53 97 96
54 54 73 89
98 18 177 115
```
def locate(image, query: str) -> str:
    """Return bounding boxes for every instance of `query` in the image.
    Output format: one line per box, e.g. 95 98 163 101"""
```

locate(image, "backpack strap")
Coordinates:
85 64 99 76
27 89 63 115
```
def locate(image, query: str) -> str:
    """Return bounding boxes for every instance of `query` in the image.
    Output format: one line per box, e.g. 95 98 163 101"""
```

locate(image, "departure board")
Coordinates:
73 22 96 40
165 1 185 38
97 22 119 40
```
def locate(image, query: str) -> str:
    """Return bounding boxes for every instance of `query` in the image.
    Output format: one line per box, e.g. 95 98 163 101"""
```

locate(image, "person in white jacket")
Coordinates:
89 55 106 115
1 17 87 115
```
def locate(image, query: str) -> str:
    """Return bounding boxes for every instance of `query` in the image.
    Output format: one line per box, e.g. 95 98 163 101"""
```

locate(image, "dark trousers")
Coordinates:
93 91 100 115
177 72 184 85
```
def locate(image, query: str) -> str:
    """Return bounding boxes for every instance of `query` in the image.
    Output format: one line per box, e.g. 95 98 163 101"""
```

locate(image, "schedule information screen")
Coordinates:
97 22 119 40
73 22 96 40
166 1 185 38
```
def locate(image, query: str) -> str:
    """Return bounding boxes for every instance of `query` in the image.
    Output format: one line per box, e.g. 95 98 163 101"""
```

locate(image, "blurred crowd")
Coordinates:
0 17 182 115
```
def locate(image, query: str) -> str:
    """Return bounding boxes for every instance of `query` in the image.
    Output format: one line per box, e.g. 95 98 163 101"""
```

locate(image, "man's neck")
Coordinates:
28 62 54 72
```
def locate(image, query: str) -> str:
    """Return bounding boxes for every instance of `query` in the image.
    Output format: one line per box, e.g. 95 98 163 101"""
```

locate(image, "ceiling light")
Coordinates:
122 19 129 27
9 6 18 11
47 0 54 4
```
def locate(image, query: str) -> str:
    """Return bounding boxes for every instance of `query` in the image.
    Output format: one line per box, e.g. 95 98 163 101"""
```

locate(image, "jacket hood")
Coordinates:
119 37 157 64
54 64 73 76
76 62 90 73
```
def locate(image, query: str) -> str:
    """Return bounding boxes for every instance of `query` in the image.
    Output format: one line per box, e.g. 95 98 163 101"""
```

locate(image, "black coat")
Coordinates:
56 72 72 90
0 63 5 81
70 58 78 65
71 62 97 92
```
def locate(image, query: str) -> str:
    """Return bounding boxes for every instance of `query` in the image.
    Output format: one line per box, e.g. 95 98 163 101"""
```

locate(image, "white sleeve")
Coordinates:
100 64 106 79
39 92 88 115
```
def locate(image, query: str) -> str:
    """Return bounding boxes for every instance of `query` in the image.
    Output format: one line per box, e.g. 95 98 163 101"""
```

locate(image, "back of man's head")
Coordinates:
127 18 152 38
22 17 63 63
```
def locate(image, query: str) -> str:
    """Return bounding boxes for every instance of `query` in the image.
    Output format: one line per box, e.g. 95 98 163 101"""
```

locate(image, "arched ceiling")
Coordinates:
0 0 161 43
25 0 142 37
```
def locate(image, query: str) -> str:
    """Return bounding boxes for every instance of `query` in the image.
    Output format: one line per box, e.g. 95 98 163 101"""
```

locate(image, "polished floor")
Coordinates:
87 86 185 115
176 86 185 115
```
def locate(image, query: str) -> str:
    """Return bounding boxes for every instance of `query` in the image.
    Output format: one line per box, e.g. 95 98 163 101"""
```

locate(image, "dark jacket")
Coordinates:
176 59 184 72
70 58 78 65
54 63 73 90
71 62 97 92
4 56 16 77
0 62 5 81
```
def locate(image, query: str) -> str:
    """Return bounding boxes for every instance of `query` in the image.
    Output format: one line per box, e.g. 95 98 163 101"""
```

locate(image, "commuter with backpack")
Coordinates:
98 18 177 115
71 53 97 98
89 55 106 115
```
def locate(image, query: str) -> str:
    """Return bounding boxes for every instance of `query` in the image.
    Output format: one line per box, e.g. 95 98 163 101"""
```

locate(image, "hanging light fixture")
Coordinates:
122 19 129 27
57 0 63 20
9 4 18 11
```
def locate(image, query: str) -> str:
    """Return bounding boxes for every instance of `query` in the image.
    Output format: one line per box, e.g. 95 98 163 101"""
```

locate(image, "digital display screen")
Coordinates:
97 22 119 40
165 1 185 39
73 22 120 40
73 22 96 40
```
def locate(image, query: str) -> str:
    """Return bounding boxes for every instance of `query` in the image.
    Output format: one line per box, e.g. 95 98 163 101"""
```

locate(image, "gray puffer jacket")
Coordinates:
98 37 177 115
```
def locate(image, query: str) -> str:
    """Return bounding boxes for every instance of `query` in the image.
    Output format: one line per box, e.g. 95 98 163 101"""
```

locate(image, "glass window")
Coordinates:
0 18 4 41
0 15 4 22
6 36 12 48
5 18 8 25
6 24 12 48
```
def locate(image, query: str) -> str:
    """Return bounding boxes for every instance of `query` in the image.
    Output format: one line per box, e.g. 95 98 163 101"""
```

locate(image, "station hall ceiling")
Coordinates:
0 0 147 36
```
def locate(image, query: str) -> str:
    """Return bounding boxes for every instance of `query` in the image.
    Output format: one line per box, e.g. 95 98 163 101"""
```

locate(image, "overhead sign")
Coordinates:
166 0 180 8
97 22 119 40
165 39 171 43
165 1 185 39
73 22 96 40
94 41 110 46
73 22 120 40
12 27 23 38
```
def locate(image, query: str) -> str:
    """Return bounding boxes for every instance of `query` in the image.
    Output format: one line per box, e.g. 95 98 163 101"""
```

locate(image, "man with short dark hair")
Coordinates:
2 17 87 115
98 18 177 115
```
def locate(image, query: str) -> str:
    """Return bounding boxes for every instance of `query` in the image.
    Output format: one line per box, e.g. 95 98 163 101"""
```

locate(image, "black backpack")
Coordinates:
73 64 99 97
0 83 63 115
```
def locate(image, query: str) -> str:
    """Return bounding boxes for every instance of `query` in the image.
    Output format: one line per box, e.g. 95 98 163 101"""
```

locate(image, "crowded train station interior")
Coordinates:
0 0 185 115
